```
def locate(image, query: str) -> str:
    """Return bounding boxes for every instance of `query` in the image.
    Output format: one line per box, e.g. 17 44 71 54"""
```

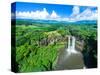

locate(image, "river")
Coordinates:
54 36 85 70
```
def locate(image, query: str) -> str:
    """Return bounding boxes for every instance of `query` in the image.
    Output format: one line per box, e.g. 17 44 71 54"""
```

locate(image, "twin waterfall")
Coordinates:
67 36 77 54
54 36 84 70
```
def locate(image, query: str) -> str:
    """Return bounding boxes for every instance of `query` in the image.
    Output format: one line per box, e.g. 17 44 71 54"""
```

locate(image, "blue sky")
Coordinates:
12 2 98 22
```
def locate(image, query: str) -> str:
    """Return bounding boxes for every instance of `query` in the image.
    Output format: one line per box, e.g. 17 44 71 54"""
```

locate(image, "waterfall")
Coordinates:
67 36 71 52
67 36 77 53
55 36 84 70
71 37 75 50
71 36 77 53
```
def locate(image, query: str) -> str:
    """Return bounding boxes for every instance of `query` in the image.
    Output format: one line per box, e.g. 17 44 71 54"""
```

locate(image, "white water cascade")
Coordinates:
54 36 84 70
67 36 77 54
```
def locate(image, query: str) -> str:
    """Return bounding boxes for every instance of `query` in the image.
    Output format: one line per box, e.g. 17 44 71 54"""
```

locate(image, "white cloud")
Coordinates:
50 10 60 19
13 6 97 22
75 8 98 21
16 8 50 19
68 6 98 22
15 8 60 20
71 6 80 17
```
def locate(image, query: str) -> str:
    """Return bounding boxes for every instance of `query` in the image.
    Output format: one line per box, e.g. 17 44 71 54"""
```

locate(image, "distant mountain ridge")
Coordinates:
15 19 97 25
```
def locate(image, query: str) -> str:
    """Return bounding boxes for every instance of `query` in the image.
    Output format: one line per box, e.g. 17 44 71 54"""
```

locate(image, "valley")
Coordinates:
12 20 97 72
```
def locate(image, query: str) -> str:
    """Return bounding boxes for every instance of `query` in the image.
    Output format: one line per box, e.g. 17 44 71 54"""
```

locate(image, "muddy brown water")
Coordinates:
54 49 85 70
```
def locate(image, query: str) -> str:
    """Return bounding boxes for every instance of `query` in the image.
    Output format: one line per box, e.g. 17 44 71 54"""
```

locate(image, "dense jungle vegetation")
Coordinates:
11 20 97 72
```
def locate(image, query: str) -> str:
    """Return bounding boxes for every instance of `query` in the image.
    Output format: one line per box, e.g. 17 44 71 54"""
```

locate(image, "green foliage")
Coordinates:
15 24 66 72
13 21 97 72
